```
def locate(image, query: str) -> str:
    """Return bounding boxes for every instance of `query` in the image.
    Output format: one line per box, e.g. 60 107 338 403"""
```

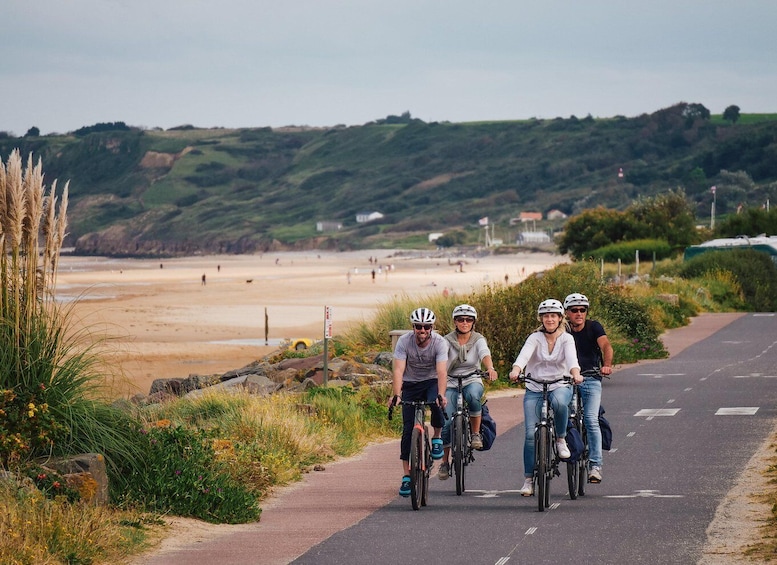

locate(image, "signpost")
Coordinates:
323 306 332 385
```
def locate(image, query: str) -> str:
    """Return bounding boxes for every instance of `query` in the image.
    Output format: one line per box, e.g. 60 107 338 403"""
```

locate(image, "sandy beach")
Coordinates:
56 249 567 397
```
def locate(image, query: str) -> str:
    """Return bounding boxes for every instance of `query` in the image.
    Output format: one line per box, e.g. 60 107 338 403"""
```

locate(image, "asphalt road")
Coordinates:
293 313 777 565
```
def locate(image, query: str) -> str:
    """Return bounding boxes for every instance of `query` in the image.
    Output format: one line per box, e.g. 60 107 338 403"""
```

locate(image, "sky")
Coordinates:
2 0 776 136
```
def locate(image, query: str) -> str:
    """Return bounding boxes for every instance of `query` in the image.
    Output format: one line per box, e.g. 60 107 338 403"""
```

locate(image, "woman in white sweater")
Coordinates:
509 299 582 496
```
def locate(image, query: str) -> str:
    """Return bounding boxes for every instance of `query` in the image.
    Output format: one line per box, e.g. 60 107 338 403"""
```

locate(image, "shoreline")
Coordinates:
57 249 567 397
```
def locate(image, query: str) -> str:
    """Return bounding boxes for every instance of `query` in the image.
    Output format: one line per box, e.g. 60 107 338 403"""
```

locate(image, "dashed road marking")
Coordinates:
605 489 683 499
635 408 680 418
716 407 759 415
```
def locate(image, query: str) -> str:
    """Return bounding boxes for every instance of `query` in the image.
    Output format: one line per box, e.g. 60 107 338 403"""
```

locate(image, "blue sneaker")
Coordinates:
431 438 444 460
399 475 411 497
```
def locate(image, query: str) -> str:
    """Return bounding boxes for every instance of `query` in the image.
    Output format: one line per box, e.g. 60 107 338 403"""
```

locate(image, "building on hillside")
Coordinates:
683 235 777 264
519 212 543 223
546 209 568 220
517 231 551 244
356 211 384 223
428 232 444 243
316 221 343 232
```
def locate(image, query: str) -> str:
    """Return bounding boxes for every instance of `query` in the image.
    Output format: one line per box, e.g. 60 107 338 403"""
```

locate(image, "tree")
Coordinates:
24 126 40 137
723 105 741 124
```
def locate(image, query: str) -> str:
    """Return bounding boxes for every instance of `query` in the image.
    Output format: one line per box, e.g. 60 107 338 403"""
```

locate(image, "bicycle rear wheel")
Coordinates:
579 427 589 495
409 426 424 510
536 426 548 512
453 414 465 495
421 426 431 507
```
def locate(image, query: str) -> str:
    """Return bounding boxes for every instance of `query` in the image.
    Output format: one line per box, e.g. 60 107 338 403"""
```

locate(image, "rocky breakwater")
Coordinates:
135 351 395 404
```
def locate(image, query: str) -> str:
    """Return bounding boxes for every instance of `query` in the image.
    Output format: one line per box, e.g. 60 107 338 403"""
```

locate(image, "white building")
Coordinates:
356 211 384 223
517 231 551 244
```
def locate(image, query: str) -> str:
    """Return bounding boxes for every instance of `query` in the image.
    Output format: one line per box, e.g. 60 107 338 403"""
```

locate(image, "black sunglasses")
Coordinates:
413 324 433 330
454 316 475 323
569 307 588 314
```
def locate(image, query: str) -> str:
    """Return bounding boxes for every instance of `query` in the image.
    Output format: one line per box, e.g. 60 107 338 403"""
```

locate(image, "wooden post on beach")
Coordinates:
264 307 269 345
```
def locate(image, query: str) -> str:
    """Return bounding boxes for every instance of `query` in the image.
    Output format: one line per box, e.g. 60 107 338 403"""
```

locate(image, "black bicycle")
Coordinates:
566 377 589 499
389 398 440 510
448 370 487 495
520 373 572 512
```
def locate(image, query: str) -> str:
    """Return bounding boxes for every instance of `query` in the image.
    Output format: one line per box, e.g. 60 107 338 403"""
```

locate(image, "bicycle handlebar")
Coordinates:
581 368 610 379
388 398 446 421
447 369 489 380
518 373 573 386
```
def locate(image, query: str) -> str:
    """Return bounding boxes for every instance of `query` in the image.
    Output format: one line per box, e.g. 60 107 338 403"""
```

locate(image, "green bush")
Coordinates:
114 424 260 524
679 249 777 311
587 238 674 264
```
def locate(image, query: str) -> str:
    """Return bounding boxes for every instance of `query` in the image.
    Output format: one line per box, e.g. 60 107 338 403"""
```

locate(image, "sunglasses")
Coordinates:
569 307 588 314
413 324 433 331
454 317 475 323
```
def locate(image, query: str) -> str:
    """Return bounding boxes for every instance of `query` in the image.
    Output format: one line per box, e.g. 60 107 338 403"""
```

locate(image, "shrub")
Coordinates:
587 238 674 264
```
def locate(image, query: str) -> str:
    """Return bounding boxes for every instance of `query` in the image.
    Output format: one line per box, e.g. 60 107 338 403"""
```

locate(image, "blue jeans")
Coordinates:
522 386 572 477
578 376 603 468
441 381 485 446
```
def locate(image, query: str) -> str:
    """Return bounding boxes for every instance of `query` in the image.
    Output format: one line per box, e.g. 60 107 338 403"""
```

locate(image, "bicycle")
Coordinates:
448 370 487 495
566 376 589 499
519 373 572 512
388 398 442 510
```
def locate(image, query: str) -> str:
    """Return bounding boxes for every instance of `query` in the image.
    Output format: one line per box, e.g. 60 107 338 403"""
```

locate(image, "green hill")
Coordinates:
2 103 776 257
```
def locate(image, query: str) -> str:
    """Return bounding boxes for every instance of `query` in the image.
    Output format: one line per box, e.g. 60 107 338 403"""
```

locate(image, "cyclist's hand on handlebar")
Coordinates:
437 394 447 410
485 367 498 381
508 367 522 381
600 365 613 377
387 395 399 409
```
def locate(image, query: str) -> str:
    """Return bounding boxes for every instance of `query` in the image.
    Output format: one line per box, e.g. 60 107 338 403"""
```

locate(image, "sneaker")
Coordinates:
438 461 450 480
519 478 533 496
431 438 444 460
556 438 571 460
589 466 602 484
470 432 483 450
399 475 411 497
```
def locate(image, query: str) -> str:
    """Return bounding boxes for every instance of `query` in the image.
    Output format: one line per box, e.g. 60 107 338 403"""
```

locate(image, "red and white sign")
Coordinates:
324 306 333 339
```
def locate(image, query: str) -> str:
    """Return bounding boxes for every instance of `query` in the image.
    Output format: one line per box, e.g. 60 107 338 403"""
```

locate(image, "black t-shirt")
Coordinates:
568 319 606 373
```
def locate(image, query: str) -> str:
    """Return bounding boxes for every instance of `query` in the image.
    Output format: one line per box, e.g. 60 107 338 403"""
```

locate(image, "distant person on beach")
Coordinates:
437 304 498 481
390 307 447 497
371 269 376 283
201 274 206 285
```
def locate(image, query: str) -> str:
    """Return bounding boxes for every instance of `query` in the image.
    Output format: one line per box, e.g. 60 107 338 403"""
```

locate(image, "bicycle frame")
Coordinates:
520 373 571 512
448 370 486 495
389 399 439 510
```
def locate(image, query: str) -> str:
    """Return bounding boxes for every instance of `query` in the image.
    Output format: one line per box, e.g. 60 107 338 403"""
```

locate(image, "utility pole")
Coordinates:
710 186 717 230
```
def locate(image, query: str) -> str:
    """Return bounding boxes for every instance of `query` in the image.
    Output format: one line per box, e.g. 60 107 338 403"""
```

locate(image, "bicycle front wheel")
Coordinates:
453 414 465 495
409 426 424 510
421 426 431 507
567 460 579 500
536 426 548 512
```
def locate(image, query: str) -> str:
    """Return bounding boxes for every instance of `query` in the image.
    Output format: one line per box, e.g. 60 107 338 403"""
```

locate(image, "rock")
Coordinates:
45 453 109 506
373 352 393 366
149 378 184 395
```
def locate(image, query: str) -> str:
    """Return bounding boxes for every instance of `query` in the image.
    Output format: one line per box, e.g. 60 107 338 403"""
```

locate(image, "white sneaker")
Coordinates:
519 478 533 496
589 466 602 483
556 438 571 460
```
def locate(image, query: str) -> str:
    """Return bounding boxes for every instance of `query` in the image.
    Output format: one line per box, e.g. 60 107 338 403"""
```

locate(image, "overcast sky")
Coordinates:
2 0 775 136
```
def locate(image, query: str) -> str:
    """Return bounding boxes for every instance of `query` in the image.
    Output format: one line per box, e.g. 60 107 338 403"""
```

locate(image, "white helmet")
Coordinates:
410 307 436 325
452 304 477 320
537 299 564 320
564 293 589 310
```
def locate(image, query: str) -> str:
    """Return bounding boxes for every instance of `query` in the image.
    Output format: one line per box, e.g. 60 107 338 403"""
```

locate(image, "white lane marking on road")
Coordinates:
716 407 759 415
721 341 745 344
496 558 510 565
637 373 685 378
732 374 777 378
635 408 681 418
470 489 524 498
627 432 635 437
549 503 560 510
684 387 692 391
667 398 675 404
605 489 683 499
525 527 537 535
753 313 775 316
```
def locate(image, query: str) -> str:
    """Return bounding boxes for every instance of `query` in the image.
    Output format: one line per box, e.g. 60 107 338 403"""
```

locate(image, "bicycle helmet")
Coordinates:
451 304 477 320
536 299 564 320
410 307 436 325
563 293 589 310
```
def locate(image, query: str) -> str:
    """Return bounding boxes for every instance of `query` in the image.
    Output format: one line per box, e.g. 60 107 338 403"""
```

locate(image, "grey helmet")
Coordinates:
537 299 564 320
451 304 477 320
410 307 436 325
563 293 589 310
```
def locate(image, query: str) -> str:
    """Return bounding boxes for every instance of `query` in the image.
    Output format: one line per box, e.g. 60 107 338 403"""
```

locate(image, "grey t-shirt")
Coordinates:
394 331 448 383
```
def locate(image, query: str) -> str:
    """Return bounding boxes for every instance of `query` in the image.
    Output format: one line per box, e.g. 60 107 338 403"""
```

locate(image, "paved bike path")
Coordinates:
132 313 744 565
